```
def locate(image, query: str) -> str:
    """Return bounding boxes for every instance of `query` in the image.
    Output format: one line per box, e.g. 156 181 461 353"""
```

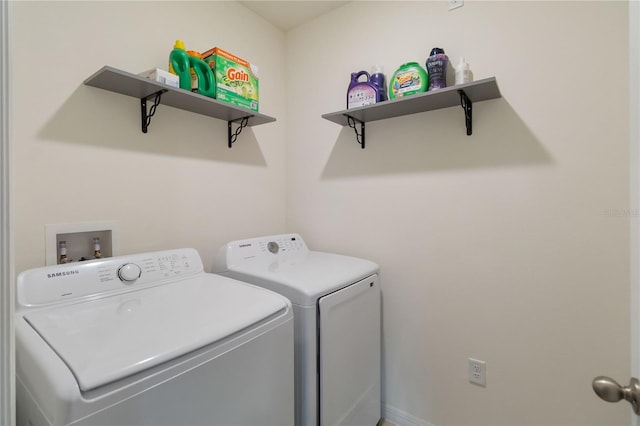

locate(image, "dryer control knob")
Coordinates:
117 263 142 283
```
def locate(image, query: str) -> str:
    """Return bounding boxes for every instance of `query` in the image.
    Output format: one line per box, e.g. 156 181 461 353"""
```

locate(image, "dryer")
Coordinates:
16 248 294 426
213 234 381 426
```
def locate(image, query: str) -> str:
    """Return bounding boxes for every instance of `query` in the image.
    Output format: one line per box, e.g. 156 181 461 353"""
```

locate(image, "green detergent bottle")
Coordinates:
169 40 192 91
389 62 428 99
189 55 216 98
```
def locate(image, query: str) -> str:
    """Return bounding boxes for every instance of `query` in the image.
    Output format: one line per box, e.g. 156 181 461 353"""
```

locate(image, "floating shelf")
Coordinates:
321 77 501 148
84 66 276 147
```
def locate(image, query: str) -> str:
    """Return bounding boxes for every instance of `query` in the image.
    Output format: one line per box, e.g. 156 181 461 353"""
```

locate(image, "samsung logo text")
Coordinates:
47 270 80 279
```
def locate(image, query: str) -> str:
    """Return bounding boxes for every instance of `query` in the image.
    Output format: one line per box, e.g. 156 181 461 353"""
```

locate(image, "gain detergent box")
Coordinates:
202 47 259 112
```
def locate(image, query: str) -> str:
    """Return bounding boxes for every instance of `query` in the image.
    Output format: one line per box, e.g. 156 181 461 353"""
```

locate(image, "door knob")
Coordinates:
593 376 640 415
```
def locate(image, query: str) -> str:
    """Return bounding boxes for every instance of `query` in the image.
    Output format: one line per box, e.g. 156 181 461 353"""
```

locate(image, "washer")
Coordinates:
213 234 381 426
16 248 294 426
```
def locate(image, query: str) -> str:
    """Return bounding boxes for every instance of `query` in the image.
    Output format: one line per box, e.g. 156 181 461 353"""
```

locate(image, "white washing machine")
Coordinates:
16 248 294 426
213 234 381 426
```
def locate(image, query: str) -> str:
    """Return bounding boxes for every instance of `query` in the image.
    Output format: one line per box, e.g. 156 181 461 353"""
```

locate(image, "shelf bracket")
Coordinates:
458 90 472 136
227 116 251 148
140 89 167 134
346 115 366 149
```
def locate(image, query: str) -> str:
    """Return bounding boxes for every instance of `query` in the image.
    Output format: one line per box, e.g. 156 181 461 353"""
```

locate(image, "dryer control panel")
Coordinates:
17 248 204 308
218 233 309 269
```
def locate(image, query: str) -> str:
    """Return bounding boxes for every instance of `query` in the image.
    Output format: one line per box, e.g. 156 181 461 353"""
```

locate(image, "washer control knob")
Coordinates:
267 241 279 254
117 263 142 283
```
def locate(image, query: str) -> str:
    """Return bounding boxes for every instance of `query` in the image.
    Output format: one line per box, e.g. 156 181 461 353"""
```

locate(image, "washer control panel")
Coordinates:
17 248 204 308
117 263 142 283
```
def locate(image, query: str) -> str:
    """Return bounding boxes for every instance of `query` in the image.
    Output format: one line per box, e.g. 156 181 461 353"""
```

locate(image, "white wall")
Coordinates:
11 1 287 274
286 1 630 425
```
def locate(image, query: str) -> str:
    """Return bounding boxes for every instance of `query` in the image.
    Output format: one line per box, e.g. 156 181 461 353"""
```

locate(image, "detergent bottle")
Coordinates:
189 55 216 98
169 40 192 91
187 50 203 92
425 47 449 91
347 71 380 109
455 57 472 85
370 65 387 102
389 62 428 99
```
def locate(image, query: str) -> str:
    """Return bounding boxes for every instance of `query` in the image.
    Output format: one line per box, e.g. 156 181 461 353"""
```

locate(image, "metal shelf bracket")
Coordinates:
346 115 366 149
227 116 251 148
140 89 167 134
459 90 473 136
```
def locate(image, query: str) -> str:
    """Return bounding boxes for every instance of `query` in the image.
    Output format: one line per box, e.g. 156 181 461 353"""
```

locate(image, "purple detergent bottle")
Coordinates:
347 70 380 109
425 47 449 91
370 65 387 102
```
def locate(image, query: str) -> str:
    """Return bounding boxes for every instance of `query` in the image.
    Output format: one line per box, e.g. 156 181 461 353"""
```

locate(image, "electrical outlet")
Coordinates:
469 358 486 387
449 0 464 11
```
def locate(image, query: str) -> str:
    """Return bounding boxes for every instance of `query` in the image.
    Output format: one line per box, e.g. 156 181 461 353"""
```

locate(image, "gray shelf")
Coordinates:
84 66 275 147
321 77 501 148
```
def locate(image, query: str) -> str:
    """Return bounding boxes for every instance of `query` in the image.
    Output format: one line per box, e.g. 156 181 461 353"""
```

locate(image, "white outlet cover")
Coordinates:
469 358 486 387
449 0 464 11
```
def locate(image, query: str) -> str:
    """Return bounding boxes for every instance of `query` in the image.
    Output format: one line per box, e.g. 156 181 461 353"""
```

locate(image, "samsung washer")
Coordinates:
213 234 381 426
16 248 294 426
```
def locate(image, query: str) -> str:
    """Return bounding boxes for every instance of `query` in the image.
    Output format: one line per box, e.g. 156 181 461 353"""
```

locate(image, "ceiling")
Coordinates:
238 1 350 31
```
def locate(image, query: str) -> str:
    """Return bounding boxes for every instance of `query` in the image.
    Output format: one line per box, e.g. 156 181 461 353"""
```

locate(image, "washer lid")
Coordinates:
23 274 288 392
225 251 379 306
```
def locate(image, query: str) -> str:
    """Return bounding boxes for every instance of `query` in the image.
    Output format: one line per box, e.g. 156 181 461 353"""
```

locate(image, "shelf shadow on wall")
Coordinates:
321 98 551 179
38 85 269 166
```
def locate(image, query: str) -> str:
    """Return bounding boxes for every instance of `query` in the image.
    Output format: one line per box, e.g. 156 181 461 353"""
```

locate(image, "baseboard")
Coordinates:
382 403 435 426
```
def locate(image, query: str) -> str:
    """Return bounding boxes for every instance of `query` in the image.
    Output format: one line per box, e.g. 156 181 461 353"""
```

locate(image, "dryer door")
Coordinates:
318 274 381 426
